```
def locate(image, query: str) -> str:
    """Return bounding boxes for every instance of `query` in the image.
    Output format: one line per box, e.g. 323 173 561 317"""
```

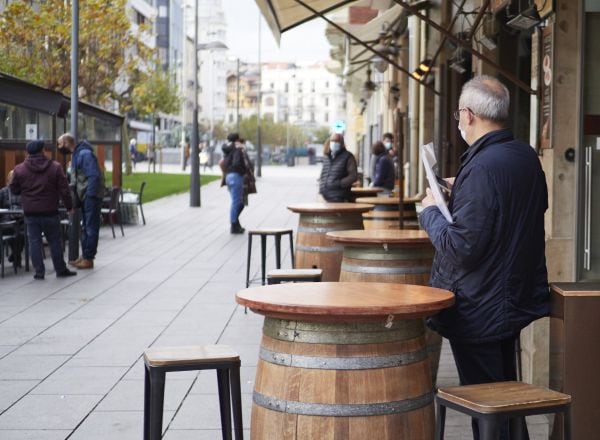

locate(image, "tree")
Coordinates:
0 0 150 109
131 65 181 172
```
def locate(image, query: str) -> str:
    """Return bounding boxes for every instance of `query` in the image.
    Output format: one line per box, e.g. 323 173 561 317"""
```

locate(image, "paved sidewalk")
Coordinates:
0 165 549 439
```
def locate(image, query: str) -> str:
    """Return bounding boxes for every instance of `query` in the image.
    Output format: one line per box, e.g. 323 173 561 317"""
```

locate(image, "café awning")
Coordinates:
255 0 358 43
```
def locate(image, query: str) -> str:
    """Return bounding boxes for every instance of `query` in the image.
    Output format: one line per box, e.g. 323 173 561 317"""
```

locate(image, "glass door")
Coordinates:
579 7 600 281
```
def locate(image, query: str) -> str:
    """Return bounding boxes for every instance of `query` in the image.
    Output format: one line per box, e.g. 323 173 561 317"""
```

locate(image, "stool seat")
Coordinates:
437 381 571 414
144 345 240 368
267 268 323 285
248 227 293 235
435 381 572 440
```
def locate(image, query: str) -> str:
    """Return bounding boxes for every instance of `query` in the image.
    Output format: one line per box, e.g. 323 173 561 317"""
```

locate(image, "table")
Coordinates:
327 229 442 385
236 282 454 440
287 203 372 281
354 196 419 230
350 187 384 199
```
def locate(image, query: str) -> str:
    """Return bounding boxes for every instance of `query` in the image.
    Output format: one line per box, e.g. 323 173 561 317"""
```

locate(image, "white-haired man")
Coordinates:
420 75 549 440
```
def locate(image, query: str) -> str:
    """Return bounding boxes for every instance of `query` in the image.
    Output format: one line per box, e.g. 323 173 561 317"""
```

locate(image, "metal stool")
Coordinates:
435 381 571 440
245 228 294 288
143 345 243 440
266 268 322 285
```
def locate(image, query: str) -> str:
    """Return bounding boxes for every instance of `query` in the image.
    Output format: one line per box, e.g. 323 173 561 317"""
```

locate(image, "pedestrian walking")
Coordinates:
10 141 77 280
370 140 395 192
183 138 190 171
318 132 357 202
129 138 137 170
419 75 549 440
221 133 248 234
58 133 105 270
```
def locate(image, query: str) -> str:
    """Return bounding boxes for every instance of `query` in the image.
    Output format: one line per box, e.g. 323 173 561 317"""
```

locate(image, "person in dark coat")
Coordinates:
419 76 548 440
222 133 248 234
318 133 357 202
370 140 395 192
10 141 77 280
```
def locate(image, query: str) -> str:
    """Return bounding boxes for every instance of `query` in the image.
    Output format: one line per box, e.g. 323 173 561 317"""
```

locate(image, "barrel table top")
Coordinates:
236 282 454 322
355 196 420 206
326 229 431 245
287 202 373 214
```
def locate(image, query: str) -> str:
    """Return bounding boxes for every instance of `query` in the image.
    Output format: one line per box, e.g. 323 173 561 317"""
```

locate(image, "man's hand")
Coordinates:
421 188 436 208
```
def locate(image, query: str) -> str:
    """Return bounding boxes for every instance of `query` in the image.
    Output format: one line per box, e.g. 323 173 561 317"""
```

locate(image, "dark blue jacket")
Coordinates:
71 140 104 200
319 149 357 202
372 153 395 190
419 129 549 343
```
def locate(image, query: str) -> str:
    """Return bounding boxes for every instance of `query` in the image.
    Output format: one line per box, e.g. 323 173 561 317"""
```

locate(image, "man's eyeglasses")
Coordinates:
453 108 472 121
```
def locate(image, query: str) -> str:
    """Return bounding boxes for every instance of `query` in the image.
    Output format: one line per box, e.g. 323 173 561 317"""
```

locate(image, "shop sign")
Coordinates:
540 24 554 149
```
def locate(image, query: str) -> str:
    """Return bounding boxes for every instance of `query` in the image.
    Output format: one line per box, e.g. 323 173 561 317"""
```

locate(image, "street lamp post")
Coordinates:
189 0 227 207
256 13 262 177
68 0 80 262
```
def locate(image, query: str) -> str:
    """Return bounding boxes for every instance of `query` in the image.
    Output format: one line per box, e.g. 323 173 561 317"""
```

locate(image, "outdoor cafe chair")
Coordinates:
101 187 125 238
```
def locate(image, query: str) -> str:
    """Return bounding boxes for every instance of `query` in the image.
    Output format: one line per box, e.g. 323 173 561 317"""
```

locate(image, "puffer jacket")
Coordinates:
419 129 549 343
319 149 357 202
71 140 105 201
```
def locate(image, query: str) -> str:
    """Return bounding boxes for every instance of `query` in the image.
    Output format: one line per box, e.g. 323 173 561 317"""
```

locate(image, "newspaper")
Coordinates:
421 142 453 223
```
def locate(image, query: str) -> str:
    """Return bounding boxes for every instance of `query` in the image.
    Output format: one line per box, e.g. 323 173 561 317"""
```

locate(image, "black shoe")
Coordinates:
34 273 45 280
230 223 245 234
56 269 77 278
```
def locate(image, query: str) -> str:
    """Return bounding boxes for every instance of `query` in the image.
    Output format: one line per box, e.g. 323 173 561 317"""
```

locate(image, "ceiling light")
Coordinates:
506 4 541 31
418 59 432 73
479 35 497 51
361 67 378 101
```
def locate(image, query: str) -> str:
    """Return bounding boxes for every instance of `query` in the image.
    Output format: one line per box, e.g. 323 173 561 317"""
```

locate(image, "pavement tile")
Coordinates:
67 410 173 440
163 429 250 439
31 366 127 395
168 393 252 430
0 355 69 380
0 327 46 346
0 394 100 429
0 380 39 412
0 430 72 439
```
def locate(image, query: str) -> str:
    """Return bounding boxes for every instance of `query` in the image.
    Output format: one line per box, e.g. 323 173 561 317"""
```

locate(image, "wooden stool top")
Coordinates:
248 227 293 235
437 381 572 414
287 202 373 214
363 210 412 219
326 229 431 245
355 196 418 206
351 187 384 196
267 268 323 279
236 282 454 322
144 345 239 368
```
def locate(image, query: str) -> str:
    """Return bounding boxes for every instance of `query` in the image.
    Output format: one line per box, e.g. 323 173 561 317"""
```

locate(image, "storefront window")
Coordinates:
0 103 53 140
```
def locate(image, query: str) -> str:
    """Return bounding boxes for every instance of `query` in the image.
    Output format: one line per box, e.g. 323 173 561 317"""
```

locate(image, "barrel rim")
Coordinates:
287 203 374 214
326 229 431 244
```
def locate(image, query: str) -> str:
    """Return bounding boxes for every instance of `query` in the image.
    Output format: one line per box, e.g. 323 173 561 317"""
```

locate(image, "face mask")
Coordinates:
384 142 392 150
458 125 467 144
330 142 341 153
58 146 71 155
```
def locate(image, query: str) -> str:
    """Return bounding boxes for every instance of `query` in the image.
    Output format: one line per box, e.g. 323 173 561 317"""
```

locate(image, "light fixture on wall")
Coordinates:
506 2 541 31
390 84 401 103
449 48 467 74
371 25 390 73
361 66 378 101
411 59 432 81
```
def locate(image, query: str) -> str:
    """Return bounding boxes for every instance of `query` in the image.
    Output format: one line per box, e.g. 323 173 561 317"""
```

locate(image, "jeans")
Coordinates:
25 215 67 275
226 172 244 224
81 196 102 260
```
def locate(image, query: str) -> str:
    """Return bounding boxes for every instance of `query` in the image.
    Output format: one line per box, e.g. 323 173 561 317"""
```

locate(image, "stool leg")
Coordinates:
148 368 166 440
230 364 244 440
564 406 572 440
479 416 500 440
260 235 267 286
509 415 528 440
288 231 295 268
245 234 253 288
275 234 282 269
217 369 233 440
435 401 446 440
143 364 151 440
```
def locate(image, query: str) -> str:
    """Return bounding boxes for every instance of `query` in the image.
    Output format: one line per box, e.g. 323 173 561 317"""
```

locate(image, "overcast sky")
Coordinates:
222 0 331 63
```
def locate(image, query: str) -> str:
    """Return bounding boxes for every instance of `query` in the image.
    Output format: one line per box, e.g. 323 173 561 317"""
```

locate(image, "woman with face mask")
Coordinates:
318 133 358 202
370 141 395 192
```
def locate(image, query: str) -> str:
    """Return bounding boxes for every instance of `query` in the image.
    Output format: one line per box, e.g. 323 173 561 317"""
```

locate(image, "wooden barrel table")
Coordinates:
355 196 419 230
351 187 384 200
287 203 373 282
326 229 443 386
236 282 454 440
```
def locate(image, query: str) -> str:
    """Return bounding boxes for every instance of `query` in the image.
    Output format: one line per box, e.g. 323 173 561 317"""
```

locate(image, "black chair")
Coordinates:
143 345 243 440
101 187 124 238
0 221 18 277
245 228 294 288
